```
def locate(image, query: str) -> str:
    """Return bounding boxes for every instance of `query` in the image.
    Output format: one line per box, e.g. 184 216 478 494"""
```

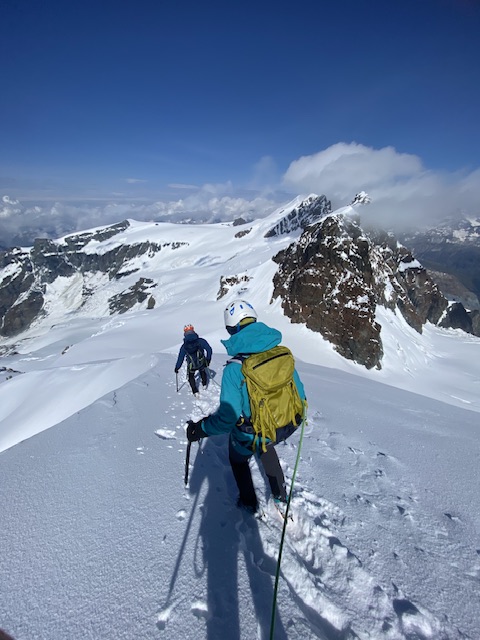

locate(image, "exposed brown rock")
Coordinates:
272 213 449 369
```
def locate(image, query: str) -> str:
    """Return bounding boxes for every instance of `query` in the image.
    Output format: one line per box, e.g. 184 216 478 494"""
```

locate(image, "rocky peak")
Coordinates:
264 195 331 238
272 212 449 369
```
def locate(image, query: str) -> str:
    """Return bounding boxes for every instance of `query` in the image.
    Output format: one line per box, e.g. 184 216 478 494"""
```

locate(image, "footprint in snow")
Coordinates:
191 599 210 620
444 512 461 523
156 599 180 630
253 487 455 639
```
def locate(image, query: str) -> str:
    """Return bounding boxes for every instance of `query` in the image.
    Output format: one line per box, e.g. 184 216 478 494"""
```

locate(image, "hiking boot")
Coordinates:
194 392 200 398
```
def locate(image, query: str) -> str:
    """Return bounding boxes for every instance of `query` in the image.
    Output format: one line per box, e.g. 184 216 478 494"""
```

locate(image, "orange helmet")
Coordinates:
184 324 195 333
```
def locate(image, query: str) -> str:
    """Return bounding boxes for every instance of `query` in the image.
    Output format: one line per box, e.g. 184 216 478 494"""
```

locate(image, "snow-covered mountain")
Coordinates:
1 196 480 640
1 194 478 370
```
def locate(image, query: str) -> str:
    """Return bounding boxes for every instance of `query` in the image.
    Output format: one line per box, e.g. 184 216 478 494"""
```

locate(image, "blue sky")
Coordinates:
1 0 479 228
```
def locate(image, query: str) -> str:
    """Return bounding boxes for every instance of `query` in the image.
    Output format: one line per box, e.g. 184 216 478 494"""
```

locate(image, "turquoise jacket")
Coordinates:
201 322 306 454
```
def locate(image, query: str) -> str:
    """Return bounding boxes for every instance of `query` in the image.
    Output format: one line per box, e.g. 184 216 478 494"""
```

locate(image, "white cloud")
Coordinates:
150 181 276 222
249 155 279 193
125 178 147 184
283 142 480 229
0 195 22 219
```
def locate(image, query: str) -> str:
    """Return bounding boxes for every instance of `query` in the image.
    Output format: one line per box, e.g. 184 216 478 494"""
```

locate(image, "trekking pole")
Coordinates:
176 372 187 393
184 441 192 486
176 372 179 392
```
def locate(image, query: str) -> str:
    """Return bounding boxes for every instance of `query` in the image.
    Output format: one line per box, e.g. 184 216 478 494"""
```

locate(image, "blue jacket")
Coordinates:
175 332 212 371
201 322 306 453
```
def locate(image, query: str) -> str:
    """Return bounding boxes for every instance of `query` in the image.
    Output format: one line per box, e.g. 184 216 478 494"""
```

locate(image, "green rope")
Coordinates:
269 406 307 640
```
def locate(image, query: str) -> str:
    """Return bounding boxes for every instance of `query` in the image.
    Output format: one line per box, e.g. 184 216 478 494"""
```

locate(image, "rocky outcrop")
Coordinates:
217 275 251 300
437 302 480 337
367 229 448 332
471 310 480 335
264 195 331 238
234 228 251 238
109 278 157 314
147 296 156 310
233 217 248 227
426 269 479 310
272 213 449 369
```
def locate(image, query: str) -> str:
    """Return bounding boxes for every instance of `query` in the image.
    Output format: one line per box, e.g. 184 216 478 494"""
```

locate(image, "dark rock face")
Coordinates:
471 310 480 335
439 302 473 333
109 278 157 314
233 217 248 227
367 229 448 333
427 269 479 311
217 275 251 300
0 249 45 337
2 290 45 337
264 195 331 238
0 220 186 337
234 228 251 239
272 213 449 369
272 214 382 368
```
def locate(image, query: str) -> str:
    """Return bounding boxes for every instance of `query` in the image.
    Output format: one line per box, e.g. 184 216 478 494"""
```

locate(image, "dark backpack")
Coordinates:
184 339 206 371
239 346 305 452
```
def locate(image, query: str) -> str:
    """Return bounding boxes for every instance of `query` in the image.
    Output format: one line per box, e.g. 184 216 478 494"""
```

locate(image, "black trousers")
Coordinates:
229 423 297 509
188 367 207 394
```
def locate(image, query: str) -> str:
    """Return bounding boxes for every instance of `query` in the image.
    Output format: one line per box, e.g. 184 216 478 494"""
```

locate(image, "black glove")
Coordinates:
186 419 206 442
174 368 179 374
206 359 211 367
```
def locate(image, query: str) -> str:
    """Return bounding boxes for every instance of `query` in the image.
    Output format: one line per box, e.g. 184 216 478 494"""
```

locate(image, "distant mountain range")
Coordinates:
398 214 480 311
1 194 479 368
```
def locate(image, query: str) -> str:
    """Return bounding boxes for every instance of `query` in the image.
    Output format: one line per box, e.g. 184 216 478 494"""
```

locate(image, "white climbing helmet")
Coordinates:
224 299 258 330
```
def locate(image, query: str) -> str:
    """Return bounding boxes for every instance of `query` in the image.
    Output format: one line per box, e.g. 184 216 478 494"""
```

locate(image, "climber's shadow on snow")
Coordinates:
187 436 288 640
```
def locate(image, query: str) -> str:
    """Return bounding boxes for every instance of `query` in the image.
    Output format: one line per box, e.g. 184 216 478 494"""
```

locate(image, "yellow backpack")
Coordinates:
241 346 305 452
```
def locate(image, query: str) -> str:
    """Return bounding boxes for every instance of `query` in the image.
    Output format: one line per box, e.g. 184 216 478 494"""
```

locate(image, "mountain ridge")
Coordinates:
1 195 479 371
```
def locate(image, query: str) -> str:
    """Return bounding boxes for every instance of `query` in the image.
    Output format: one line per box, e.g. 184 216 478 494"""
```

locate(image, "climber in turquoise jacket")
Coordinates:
186 299 306 513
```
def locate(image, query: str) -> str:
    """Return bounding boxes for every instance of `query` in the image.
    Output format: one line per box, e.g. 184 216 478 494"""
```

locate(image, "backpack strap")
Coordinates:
226 353 249 366
226 354 255 435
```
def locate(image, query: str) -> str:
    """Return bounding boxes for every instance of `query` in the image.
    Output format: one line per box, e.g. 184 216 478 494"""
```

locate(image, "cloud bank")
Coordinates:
1 143 479 247
283 142 480 229
0 187 279 248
